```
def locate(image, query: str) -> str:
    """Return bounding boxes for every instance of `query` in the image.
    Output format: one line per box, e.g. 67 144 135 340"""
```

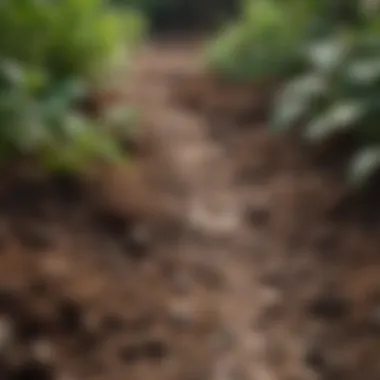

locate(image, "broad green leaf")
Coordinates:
271 74 327 131
346 58 380 84
349 147 380 186
0 60 25 87
305 36 351 73
271 97 309 132
304 101 366 141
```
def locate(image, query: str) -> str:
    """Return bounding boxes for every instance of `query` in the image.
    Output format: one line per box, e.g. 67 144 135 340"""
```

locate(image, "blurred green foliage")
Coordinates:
208 0 380 187
206 0 312 81
0 0 145 172
270 5 380 186
206 0 377 80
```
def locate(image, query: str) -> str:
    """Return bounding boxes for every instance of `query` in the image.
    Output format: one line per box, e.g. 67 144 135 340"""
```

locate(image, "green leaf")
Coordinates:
349 147 380 186
271 74 327 131
305 35 351 73
346 58 380 84
42 79 87 131
304 101 366 141
24 67 48 93
0 0 141 171
0 60 25 87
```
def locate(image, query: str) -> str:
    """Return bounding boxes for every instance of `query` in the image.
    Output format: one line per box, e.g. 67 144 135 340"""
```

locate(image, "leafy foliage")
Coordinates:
271 14 380 186
206 0 376 81
206 0 314 81
0 0 145 172
208 0 380 187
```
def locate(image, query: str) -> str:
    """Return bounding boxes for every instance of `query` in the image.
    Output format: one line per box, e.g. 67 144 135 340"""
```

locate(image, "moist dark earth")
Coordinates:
0 40 379 380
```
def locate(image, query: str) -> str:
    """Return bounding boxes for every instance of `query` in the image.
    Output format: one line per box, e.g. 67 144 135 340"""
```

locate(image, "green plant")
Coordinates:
205 0 315 82
205 0 375 82
0 0 145 172
0 0 145 80
271 15 380 186
208 0 380 186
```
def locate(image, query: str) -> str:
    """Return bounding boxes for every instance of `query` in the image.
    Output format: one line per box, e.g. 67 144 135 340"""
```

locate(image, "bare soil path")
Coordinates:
122 40 315 380
125 40 269 380
123 40 380 380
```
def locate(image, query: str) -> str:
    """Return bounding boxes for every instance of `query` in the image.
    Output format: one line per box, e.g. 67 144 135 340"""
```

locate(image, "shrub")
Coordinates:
205 0 372 82
208 0 380 187
0 0 145 172
205 0 313 82
271 12 380 186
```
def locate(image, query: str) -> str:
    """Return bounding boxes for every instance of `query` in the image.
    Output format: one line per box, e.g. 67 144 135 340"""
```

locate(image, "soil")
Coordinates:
0 38 379 380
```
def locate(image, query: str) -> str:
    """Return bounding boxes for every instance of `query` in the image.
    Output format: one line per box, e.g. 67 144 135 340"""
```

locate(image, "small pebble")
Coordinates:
32 340 54 363
168 301 195 329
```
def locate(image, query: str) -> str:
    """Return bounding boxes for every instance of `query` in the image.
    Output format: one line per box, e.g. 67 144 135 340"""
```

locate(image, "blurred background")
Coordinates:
0 1 379 380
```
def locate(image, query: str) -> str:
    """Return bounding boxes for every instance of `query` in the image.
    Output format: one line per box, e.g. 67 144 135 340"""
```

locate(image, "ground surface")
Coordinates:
0 40 379 380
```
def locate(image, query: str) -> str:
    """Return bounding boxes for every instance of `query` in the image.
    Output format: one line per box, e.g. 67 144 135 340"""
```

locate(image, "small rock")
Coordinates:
168 302 195 329
32 340 54 363
42 255 70 282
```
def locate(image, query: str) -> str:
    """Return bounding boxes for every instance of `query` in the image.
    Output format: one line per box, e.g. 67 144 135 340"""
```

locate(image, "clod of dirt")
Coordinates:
7 360 54 380
14 223 54 252
304 345 326 372
311 226 339 254
93 211 130 239
122 225 151 261
245 207 271 227
118 344 143 363
307 294 350 321
16 315 48 343
141 340 168 361
57 300 83 334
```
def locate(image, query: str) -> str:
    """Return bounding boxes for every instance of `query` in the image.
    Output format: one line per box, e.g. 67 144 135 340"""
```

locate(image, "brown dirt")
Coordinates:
0 39 379 380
